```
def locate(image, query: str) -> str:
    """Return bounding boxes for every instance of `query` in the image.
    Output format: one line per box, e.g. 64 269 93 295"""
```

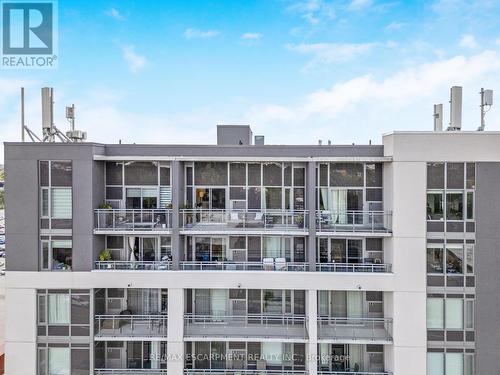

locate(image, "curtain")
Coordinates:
211 289 228 317
264 237 282 258
51 188 72 219
150 341 160 369
346 292 363 318
48 294 70 324
262 342 283 365
48 347 70 375
195 289 211 315
331 189 347 224
446 353 463 375
348 345 363 371
128 236 136 262
318 291 329 316
426 298 444 329
427 353 444 375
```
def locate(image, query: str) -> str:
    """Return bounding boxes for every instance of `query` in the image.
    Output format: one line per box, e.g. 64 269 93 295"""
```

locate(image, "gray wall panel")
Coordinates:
475 162 500 375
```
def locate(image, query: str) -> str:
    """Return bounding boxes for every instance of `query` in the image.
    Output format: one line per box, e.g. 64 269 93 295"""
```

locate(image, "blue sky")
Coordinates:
2 0 500 161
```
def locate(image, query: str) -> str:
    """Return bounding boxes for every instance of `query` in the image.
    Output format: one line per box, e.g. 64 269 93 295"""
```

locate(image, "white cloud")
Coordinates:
248 50 500 127
286 0 335 24
105 8 125 21
241 33 262 40
348 0 373 11
459 34 478 49
184 28 220 40
385 21 404 30
121 45 147 73
286 42 376 69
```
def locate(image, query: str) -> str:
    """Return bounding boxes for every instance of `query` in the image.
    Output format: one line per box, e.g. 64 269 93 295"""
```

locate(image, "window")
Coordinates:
447 163 464 189
38 295 47 324
41 240 72 271
51 188 72 218
366 163 382 187
445 353 463 375
427 298 444 329
466 245 474 274
427 163 445 189
48 294 70 324
446 246 463 274
262 342 283 365
106 162 123 185
265 187 282 210
427 193 444 220
446 193 463 220
124 161 158 185
466 163 475 189
445 299 463 329
194 162 228 186
330 163 364 187
466 192 474 220
263 163 282 186
41 188 49 217
464 354 474 375
427 352 444 375
230 163 246 185
465 300 474 329
427 246 444 273
48 347 70 375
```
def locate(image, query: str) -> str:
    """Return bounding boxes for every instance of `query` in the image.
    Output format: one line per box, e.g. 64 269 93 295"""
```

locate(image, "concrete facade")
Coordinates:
4 128 500 375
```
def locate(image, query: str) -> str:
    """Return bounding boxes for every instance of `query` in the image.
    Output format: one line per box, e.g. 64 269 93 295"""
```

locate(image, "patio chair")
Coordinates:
274 257 287 271
263 258 274 271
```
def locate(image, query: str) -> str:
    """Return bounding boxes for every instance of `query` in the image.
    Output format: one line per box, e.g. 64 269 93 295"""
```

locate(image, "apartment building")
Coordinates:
4 125 500 375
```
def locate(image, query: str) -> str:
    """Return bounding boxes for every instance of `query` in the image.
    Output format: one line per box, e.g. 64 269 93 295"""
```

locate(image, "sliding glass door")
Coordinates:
196 188 226 209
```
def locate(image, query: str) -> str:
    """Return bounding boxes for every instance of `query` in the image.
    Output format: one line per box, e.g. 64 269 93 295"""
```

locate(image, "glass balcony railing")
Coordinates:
316 211 392 233
180 209 308 231
94 314 168 338
317 317 393 342
184 370 306 374
94 209 173 231
95 370 168 375
95 260 172 271
180 261 308 271
316 263 391 273
184 314 308 340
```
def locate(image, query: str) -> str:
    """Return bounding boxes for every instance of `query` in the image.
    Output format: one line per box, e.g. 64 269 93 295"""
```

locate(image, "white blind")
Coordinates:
51 188 72 219
427 353 444 375
445 299 463 329
160 187 172 208
427 298 444 329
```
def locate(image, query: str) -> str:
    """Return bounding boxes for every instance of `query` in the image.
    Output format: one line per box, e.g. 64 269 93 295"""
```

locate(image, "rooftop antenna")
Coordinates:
20 87 87 143
433 104 443 131
478 88 493 131
447 86 462 131
65 104 87 142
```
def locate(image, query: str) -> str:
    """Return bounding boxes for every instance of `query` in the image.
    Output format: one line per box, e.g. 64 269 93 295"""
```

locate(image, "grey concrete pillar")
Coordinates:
307 160 317 271
171 160 181 270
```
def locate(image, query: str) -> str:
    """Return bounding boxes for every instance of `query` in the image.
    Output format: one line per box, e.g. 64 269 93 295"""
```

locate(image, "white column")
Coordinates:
307 289 318 375
5 287 37 375
167 288 185 375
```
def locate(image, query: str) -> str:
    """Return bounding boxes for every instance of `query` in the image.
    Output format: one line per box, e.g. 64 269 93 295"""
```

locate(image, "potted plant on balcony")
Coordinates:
99 250 113 269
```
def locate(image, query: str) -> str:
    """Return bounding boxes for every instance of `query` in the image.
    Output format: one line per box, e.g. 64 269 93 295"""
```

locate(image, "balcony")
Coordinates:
316 263 391 273
184 371 306 375
95 370 167 375
184 314 308 340
94 314 168 338
316 211 392 234
180 261 308 272
317 317 392 343
95 260 172 271
94 209 173 233
180 209 308 232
